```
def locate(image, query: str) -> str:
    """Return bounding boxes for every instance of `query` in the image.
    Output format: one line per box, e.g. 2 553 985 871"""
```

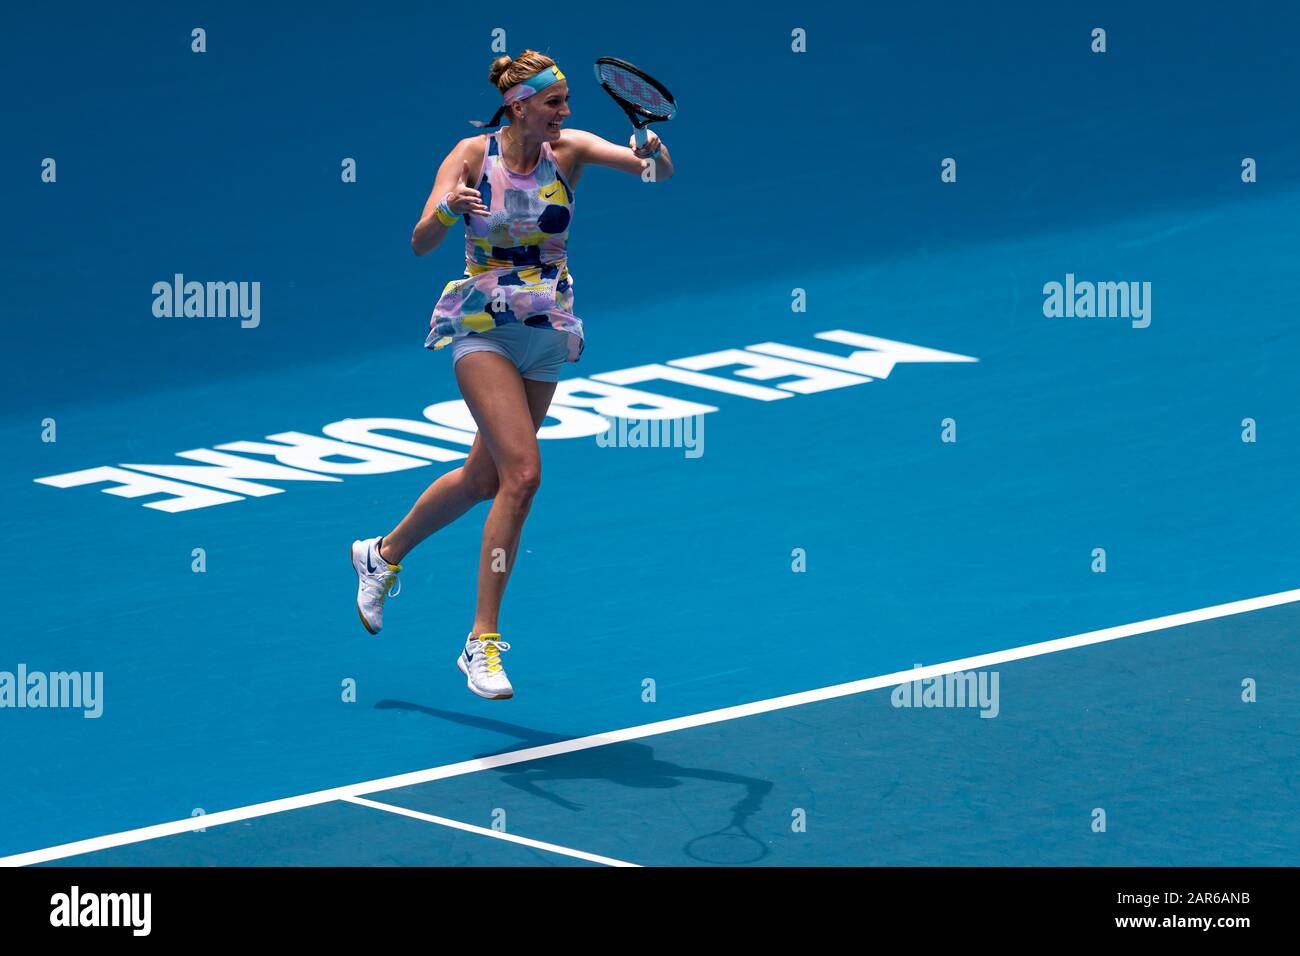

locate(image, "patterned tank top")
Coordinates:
425 126 584 362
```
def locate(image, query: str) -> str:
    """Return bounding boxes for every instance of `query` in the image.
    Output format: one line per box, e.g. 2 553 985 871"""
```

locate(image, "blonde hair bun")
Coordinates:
488 49 556 92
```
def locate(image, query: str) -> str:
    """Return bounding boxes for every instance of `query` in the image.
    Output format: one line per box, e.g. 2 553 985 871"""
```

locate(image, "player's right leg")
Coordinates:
351 433 500 635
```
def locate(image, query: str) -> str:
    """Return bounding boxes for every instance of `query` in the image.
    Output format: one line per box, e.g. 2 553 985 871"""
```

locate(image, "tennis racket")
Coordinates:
593 56 677 150
684 815 770 865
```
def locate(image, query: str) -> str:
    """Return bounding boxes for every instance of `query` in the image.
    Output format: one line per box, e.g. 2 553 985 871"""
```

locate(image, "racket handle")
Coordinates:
634 128 648 147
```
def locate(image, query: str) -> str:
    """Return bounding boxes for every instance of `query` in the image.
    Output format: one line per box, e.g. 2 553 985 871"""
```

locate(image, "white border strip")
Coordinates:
342 796 638 867
5 587 1297 867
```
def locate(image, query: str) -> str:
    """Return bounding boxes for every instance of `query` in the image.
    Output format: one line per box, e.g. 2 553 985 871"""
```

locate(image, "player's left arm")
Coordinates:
562 128 674 181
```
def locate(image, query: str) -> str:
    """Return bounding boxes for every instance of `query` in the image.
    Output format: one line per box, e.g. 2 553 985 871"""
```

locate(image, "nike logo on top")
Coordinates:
543 186 561 200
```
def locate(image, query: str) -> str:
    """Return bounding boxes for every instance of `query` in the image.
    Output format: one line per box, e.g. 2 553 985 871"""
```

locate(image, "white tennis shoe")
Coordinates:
457 632 514 699
351 536 401 635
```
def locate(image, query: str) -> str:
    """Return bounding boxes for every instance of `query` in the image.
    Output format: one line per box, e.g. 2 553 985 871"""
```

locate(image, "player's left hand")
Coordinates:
629 132 661 158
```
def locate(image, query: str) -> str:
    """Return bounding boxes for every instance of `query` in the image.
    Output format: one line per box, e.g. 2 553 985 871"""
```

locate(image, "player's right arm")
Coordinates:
411 137 489 256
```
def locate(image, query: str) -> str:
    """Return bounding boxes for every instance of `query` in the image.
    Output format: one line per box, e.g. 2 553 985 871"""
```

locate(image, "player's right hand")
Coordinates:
447 161 490 217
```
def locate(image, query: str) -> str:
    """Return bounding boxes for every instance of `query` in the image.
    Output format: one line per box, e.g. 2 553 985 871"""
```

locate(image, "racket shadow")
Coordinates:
375 702 775 864
490 742 774 865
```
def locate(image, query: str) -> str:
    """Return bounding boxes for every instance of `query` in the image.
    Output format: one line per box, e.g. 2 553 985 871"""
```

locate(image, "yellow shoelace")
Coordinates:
378 565 401 604
475 633 511 673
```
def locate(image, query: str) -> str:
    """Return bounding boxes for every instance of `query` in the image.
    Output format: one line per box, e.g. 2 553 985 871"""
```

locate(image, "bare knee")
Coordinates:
499 462 541 502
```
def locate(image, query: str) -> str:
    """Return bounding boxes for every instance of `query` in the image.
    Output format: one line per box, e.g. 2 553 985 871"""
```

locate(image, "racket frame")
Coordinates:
592 56 677 147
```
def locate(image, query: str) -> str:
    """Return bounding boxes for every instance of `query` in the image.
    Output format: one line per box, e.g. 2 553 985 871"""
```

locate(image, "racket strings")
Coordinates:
595 64 676 119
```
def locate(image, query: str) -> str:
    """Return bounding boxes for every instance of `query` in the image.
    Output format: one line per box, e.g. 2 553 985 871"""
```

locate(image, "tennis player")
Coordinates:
351 49 673 700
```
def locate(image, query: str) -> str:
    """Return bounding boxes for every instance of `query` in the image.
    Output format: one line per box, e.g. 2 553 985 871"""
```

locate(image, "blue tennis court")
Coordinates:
3 1 1298 868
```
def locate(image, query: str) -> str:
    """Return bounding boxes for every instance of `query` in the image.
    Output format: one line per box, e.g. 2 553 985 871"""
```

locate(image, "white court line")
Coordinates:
342 796 639 867
4 586 1298 868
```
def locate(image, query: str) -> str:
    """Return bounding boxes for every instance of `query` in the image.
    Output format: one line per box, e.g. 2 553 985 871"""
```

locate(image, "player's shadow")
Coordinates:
375 699 576 750
375 700 774 864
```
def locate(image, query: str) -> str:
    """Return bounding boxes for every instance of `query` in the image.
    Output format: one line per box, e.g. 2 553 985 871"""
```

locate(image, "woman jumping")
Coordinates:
350 49 673 700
